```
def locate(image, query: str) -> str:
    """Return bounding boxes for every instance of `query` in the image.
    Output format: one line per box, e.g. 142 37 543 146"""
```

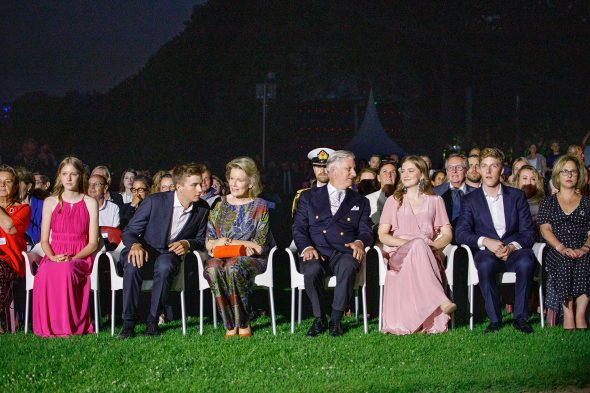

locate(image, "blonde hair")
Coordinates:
91 165 112 185
551 155 587 191
151 170 173 193
393 155 433 207
52 156 87 212
513 164 544 202
0 165 19 203
480 147 505 163
225 157 262 198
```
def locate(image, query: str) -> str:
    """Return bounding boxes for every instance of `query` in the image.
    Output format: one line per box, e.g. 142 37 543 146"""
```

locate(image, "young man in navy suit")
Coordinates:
118 163 209 338
455 148 536 334
292 150 373 337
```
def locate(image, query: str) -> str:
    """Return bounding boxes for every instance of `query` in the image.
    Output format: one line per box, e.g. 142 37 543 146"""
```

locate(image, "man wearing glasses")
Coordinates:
88 174 120 228
456 148 535 334
434 153 477 236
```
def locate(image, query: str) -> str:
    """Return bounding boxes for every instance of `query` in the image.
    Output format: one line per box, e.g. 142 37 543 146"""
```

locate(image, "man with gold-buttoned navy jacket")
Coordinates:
292 150 373 337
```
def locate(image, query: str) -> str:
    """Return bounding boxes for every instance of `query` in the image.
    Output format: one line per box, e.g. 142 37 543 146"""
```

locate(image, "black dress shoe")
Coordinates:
329 320 343 337
484 322 501 334
117 325 135 339
513 319 533 334
144 320 161 336
306 317 327 337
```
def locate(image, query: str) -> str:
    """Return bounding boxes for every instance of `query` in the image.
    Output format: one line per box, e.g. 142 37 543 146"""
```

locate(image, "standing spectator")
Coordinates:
526 144 547 175
546 141 563 170
0 165 31 334
13 138 40 172
538 155 589 330
33 156 99 337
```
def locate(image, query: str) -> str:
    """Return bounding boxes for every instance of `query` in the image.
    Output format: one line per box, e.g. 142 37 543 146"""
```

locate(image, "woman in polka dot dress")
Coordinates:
538 155 590 330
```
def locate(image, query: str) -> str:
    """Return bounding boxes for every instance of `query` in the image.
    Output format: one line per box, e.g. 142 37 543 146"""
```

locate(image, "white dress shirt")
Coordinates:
477 185 521 250
169 192 193 242
98 199 120 228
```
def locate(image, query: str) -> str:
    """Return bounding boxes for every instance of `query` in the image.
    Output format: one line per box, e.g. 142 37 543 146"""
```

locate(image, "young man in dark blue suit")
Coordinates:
292 150 373 337
455 148 536 334
118 163 209 338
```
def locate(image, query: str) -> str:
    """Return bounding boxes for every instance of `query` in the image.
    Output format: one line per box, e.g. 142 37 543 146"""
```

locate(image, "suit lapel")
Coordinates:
331 188 355 224
502 186 512 235
476 188 498 237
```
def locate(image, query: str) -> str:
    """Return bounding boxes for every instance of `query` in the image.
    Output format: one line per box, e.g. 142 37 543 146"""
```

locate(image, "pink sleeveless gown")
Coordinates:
33 199 94 337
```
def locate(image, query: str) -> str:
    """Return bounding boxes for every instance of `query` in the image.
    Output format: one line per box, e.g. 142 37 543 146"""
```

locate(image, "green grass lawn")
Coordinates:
1 315 589 392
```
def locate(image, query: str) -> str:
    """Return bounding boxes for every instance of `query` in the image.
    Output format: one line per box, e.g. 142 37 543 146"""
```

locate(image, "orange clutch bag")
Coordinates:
212 245 247 258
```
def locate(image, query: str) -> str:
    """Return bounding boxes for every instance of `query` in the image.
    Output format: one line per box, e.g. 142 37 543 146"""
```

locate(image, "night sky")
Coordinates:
1 1 206 103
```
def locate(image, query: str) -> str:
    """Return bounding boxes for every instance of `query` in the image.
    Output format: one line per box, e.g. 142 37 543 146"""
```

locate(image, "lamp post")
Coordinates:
256 72 276 168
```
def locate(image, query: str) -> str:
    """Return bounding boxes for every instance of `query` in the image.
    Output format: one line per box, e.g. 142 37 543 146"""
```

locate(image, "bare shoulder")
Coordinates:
83 195 99 210
44 196 59 209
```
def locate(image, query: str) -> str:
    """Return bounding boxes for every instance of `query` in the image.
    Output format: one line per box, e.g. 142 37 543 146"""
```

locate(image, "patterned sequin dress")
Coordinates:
538 195 590 314
204 197 269 329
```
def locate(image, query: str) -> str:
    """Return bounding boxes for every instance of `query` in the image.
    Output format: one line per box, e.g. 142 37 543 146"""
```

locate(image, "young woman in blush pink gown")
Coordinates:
33 157 99 337
378 156 456 335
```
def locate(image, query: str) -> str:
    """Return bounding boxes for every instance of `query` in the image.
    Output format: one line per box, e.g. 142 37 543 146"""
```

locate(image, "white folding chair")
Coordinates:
194 247 278 335
374 243 457 331
463 242 546 330
106 243 187 336
286 241 368 334
22 242 102 334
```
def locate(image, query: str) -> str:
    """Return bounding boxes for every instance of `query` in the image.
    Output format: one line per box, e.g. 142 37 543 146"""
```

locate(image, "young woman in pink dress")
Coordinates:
378 155 456 334
33 157 99 337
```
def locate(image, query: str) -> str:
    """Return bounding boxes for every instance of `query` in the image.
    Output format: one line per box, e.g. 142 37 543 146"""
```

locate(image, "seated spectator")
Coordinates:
420 155 434 177
88 174 120 228
378 156 455 334
211 175 227 197
118 163 209 339
355 168 377 186
466 154 482 188
33 156 99 337
33 172 51 191
366 161 398 227
15 167 47 244
539 155 590 330
507 157 528 184
151 170 175 193
430 170 446 187
0 165 31 334
119 176 151 230
204 157 270 338
91 165 124 207
433 154 477 236
368 154 381 170
200 166 219 206
513 164 544 232
456 148 536 334
567 145 584 164
118 168 137 204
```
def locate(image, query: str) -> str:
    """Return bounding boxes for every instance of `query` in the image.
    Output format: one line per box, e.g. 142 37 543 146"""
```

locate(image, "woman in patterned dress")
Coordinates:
204 157 270 337
538 155 590 330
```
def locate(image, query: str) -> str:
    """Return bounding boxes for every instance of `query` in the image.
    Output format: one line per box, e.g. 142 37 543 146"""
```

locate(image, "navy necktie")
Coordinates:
451 188 463 221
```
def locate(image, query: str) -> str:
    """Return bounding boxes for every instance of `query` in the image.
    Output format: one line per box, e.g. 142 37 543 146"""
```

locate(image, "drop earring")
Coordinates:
418 178 425 194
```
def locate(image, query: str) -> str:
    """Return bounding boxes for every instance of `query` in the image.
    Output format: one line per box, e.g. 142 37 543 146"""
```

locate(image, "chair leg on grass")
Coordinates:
362 284 368 334
25 290 30 335
268 288 276 335
291 289 296 334
181 290 186 336
297 289 302 325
